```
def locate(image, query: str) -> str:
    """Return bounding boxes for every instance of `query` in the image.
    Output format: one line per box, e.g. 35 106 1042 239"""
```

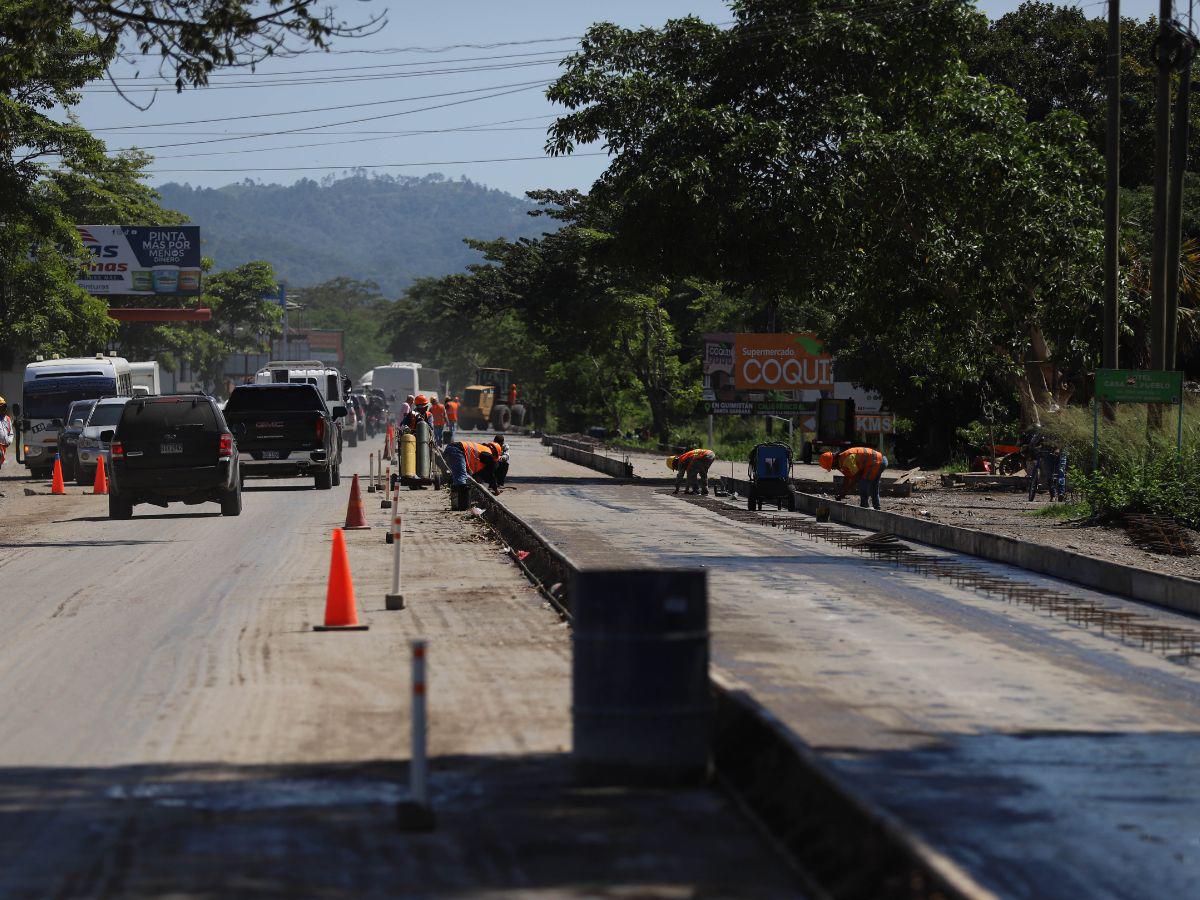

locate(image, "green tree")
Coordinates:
193 261 282 393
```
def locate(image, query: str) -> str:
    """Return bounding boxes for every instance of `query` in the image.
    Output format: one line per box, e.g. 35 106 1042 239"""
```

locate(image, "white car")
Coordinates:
76 397 131 486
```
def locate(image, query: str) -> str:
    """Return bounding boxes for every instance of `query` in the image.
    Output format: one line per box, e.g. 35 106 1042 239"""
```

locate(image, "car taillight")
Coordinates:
110 441 124 460
315 416 325 440
218 433 234 458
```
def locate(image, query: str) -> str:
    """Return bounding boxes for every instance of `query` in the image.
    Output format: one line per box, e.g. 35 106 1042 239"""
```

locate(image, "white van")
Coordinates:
255 360 353 452
21 356 133 477
129 361 162 397
370 362 440 405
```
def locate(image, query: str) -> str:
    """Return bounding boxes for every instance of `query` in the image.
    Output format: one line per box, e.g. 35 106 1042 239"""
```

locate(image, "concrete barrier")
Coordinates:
550 441 634 479
783 490 1200 617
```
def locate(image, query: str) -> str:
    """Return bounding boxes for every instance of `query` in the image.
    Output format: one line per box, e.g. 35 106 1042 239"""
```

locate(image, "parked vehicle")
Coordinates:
20 355 133 478
55 399 98 483
746 441 796 511
106 394 241 518
349 393 368 442
76 397 131 485
223 383 343 490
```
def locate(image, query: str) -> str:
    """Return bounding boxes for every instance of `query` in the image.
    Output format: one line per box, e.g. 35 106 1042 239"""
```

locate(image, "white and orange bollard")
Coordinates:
368 452 377 493
395 639 435 830
386 479 400 543
381 465 392 508
385 508 404 610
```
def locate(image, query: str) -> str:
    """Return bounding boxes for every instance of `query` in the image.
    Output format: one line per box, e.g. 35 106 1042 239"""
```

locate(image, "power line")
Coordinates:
131 120 554 161
146 151 608 173
87 79 549 131
84 57 563 94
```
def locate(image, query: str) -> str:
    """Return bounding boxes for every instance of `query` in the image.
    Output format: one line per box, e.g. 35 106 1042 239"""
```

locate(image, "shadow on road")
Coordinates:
0 754 795 897
242 484 317 493
0 539 172 548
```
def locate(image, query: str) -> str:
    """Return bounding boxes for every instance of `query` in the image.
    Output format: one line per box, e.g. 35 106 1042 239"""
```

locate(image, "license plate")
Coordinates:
261 450 280 460
161 443 183 454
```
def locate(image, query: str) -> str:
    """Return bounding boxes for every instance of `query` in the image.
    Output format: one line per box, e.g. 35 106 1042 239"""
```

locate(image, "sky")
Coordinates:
66 0 1173 199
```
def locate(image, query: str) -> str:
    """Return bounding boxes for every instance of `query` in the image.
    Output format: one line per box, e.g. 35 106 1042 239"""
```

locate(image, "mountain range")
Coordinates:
157 173 551 297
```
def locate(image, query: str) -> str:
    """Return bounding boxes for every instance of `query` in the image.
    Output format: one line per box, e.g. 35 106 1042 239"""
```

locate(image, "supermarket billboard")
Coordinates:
76 226 203 296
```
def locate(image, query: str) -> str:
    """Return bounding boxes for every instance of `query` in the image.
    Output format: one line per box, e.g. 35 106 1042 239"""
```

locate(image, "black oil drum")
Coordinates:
572 569 710 785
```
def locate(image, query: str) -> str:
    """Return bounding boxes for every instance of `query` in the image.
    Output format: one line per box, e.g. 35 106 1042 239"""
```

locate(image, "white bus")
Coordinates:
369 362 440 405
21 356 133 477
129 361 162 397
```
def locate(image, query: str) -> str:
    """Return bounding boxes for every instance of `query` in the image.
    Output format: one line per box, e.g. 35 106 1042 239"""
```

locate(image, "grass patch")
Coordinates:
1027 500 1090 520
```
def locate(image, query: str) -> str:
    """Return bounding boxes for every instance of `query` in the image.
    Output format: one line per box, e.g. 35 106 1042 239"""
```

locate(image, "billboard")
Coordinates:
76 226 203 296
732 333 833 391
303 330 345 366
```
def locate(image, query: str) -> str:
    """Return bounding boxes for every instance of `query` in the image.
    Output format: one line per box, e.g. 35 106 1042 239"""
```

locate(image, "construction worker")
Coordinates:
400 394 414 423
667 448 716 495
401 394 431 430
492 434 510 487
444 395 459 446
820 447 888 510
444 438 504 494
0 397 12 472
508 382 518 407
430 396 447 445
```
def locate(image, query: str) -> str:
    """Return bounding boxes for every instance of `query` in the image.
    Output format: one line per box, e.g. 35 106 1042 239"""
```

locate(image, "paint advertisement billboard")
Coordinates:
76 226 203 296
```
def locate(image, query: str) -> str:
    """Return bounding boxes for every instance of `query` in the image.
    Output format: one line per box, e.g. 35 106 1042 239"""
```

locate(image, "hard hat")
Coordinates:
818 451 835 471
666 455 678 470
414 394 428 406
0 395 6 405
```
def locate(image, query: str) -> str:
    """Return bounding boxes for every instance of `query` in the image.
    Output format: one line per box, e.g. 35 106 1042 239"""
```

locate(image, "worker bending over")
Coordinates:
668 448 716 495
444 439 505 495
820 447 888 509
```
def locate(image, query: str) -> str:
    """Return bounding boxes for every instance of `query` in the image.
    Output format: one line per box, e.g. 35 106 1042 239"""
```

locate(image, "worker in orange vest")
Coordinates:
444 438 504 494
443 396 460 446
820 447 888 509
430 397 447 445
507 382 518 407
667 448 716 495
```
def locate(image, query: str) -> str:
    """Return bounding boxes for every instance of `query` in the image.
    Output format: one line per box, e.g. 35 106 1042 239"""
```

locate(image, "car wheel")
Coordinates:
331 462 341 487
220 483 243 516
347 430 358 448
108 492 133 519
358 425 367 442
315 466 333 490
510 404 526 427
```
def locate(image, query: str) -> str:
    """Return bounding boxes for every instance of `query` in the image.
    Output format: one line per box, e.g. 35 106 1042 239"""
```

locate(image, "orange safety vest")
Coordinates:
678 448 714 469
459 441 495 474
445 400 459 422
838 447 885 481
431 403 447 426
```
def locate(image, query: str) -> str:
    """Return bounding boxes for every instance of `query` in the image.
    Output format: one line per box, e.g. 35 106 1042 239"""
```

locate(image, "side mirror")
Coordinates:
331 404 347 419
100 429 115 443
72 419 85 428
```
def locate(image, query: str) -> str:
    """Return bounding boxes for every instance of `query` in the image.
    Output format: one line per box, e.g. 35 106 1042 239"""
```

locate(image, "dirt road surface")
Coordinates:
0 441 797 897
503 435 1200 900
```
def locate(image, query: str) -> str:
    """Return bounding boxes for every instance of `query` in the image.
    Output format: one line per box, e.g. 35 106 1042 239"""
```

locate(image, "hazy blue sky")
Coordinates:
67 1 1169 198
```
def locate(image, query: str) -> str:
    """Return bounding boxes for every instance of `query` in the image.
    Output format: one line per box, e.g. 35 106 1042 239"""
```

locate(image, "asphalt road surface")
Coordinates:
505 435 1200 900
0 441 798 897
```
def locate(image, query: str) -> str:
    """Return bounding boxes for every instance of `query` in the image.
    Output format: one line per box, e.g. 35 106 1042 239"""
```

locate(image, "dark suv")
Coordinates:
105 394 242 519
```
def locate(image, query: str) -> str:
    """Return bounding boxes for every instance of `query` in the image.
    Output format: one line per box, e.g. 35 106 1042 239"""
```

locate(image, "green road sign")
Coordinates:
695 400 815 416
1095 369 1183 404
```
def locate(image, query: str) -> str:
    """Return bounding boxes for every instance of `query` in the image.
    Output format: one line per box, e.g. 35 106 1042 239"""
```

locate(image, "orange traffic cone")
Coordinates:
343 474 371 530
314 528 368 631
93 456 108 495
51 457 65 495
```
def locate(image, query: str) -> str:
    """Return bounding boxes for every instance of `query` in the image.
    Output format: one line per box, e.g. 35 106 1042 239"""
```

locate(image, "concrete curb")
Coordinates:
548 440 635 478
781 487 1200 617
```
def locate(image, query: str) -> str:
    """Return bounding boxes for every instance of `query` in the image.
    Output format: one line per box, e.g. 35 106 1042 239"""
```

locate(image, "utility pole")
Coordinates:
1165 50 1195 369
1103 0 1121 370
1149 0 1173 372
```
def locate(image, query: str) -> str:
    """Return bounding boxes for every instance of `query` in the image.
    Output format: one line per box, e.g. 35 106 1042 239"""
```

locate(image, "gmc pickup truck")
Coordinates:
224 383 343 489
